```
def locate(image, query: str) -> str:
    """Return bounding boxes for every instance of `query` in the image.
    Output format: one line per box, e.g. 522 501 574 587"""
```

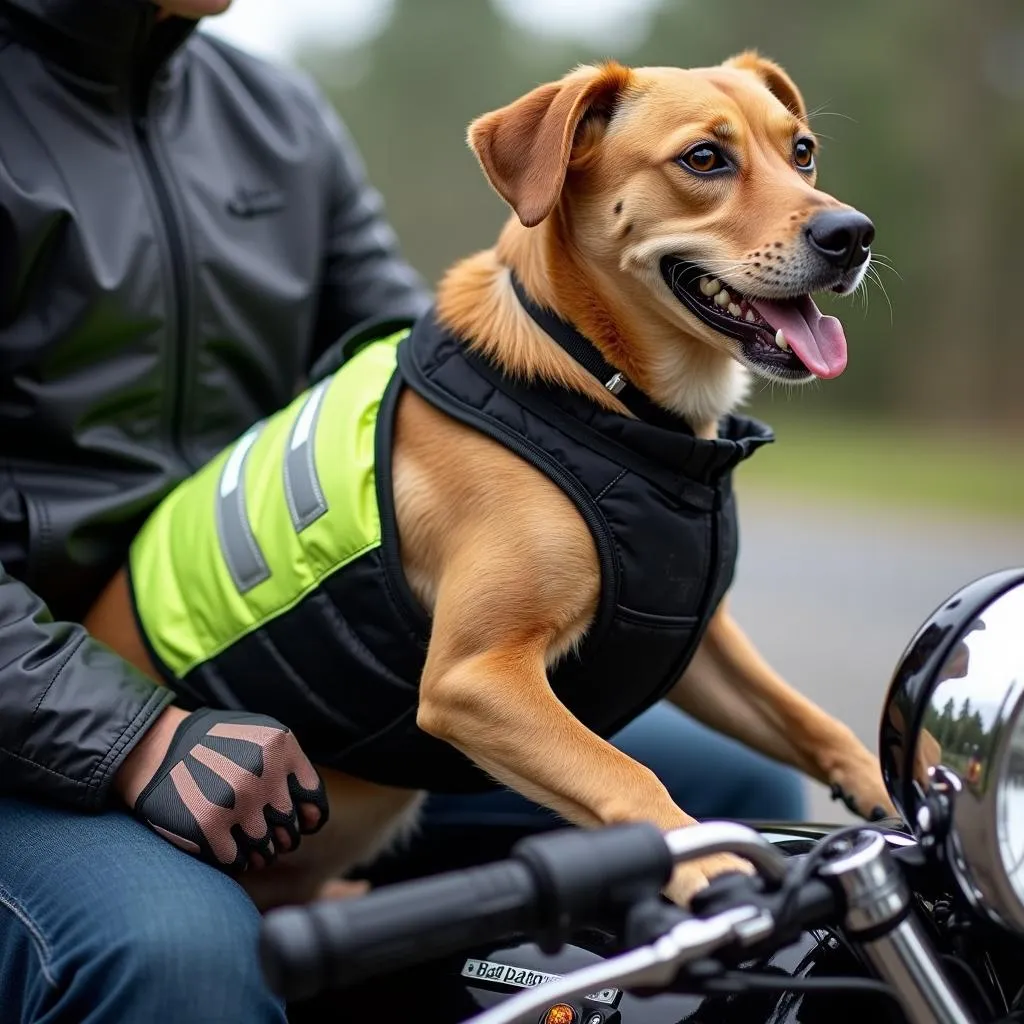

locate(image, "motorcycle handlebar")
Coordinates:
462 831 922 1024
688 867 839 962
260 859 541 1002
259 822 674 1002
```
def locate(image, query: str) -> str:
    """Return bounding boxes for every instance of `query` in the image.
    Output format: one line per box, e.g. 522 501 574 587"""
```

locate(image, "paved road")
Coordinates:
727 490 1024 822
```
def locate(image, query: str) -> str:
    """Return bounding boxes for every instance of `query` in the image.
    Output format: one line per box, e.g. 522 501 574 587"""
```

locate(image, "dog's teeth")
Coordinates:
745 310 757 323
714 289 731 308
700 277 722 296
728 302 742 317
775 328 789 351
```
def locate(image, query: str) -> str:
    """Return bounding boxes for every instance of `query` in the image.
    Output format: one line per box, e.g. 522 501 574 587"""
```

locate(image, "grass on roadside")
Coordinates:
733 413 1024 521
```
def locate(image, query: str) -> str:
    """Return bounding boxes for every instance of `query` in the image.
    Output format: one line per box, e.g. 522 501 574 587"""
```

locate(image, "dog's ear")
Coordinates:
724 51 807 122
468 62 633 228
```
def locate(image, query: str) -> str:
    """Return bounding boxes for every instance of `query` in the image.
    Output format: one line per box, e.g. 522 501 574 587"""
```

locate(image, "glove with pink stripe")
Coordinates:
131 708 329 871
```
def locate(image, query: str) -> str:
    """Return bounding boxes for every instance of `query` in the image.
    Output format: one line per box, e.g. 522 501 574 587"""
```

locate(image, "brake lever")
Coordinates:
463 904 774 1024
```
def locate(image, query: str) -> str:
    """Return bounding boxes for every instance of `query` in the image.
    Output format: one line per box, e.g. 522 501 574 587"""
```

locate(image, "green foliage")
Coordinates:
733 410 1024 517
923 693 991 773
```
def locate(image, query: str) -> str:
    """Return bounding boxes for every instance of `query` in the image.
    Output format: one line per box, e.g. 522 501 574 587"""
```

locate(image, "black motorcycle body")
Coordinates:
288 825 923 1024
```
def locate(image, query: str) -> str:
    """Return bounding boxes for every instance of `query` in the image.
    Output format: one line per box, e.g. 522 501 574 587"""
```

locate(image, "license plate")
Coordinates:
460 957 620 1005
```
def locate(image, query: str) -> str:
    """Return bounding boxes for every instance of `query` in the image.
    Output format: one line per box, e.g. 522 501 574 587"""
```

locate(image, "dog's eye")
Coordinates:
680 144 728 175
794 138 816 170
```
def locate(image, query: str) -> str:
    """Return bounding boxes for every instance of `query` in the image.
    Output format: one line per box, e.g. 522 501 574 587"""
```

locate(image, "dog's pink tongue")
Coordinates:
749 296 848 379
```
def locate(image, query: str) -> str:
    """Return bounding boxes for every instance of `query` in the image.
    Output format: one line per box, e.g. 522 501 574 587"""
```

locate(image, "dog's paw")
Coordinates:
317 877 370 901
664 852 754 907
828 743 897 822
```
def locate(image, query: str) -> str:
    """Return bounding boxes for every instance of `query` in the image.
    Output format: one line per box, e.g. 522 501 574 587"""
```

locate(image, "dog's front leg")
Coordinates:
402 448 751 904
669 601 896 820
418 641 750 905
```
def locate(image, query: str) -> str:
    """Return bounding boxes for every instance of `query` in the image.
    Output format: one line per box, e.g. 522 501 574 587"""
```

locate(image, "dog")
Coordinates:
86 52 896 911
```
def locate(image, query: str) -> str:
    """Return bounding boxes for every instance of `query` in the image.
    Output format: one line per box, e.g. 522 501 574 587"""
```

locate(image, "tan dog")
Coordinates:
87 52 895 910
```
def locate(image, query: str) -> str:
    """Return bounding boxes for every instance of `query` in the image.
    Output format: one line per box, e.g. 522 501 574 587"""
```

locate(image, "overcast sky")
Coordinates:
202 0 664 63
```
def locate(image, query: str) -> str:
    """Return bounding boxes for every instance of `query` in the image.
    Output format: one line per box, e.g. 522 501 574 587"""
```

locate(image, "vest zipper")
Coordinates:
131 96 193 467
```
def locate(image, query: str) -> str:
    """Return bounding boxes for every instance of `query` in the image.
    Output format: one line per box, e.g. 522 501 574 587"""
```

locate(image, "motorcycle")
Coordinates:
261 567 1024 1024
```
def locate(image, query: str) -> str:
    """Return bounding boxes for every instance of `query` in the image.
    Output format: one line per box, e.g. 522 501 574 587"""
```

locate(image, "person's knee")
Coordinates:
83 877 286 1023
0 802 287 1023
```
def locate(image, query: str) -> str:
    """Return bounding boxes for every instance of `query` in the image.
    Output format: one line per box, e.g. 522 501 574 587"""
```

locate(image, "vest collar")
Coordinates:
401 310 775 506
509 271 695 434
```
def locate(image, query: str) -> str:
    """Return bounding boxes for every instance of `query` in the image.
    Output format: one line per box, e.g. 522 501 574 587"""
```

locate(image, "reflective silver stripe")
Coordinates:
283 378 330 533
216 425 271 594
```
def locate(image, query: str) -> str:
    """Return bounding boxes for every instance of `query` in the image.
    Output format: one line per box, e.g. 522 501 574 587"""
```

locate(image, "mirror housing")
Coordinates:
880 568 1024 932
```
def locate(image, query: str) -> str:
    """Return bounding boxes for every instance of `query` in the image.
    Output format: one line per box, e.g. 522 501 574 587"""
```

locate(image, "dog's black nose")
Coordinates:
804 210 875 269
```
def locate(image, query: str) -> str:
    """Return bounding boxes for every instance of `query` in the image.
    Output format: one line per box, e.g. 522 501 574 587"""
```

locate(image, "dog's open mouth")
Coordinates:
660 257 848 381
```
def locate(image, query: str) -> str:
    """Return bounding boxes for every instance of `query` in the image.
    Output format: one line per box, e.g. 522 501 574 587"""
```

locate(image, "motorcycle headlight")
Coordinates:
880 568 1024 932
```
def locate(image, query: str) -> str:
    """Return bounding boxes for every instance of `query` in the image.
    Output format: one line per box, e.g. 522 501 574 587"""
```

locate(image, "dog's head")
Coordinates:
469 55 873 386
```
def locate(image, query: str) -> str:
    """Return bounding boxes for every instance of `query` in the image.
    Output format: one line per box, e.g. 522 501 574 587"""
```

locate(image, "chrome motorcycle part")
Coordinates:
820 829 975 1024
880 569 1024 934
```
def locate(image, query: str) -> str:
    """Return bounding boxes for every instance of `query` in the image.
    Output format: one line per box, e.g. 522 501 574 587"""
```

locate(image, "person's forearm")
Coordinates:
0 565 172 810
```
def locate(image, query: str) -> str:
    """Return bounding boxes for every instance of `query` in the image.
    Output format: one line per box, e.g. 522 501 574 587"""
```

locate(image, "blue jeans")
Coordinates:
0 796 286 1024
0 704 803 1023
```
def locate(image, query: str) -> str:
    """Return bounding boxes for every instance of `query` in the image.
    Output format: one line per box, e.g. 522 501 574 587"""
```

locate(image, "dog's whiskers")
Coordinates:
857 277 870 315
864 264 894 325
867 251 902 280
669 261 698 292
803 105 853 144
667 259 758 297
695 259 758 284
806 105 857 124
698 257 753 273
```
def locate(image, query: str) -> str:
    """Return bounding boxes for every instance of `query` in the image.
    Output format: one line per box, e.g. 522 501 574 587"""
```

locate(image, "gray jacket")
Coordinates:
0 0 431 809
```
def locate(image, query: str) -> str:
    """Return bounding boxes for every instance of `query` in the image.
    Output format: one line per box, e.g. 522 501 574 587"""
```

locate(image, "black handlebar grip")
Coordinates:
513 821 674 948
259 860 540 1002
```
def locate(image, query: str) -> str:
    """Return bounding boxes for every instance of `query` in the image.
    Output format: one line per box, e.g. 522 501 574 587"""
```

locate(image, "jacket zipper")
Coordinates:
131 91 192 467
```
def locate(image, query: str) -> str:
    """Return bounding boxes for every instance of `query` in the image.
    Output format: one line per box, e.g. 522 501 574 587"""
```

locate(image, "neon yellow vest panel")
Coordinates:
129 330 409 680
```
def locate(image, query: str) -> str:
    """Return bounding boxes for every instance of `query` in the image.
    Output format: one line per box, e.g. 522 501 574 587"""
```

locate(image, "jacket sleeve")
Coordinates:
0 563 173 810
307 93 433 367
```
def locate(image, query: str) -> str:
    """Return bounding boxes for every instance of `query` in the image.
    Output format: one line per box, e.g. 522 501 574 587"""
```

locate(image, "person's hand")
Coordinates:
115 705 328 871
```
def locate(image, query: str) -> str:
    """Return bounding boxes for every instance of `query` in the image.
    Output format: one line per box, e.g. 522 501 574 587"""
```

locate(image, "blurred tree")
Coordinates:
299 0 1024 427
302 0 595 285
